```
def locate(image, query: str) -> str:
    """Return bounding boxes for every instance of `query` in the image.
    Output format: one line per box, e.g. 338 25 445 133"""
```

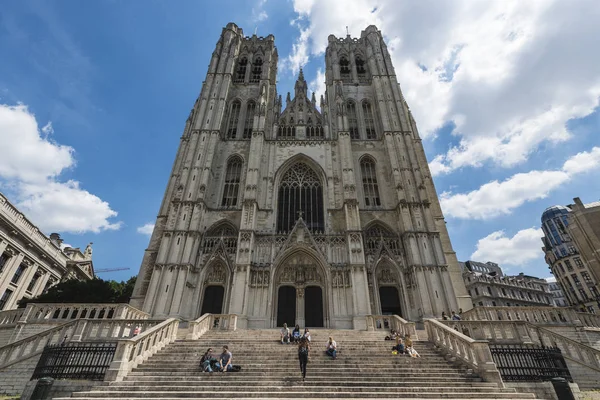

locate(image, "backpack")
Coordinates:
299 346 309 356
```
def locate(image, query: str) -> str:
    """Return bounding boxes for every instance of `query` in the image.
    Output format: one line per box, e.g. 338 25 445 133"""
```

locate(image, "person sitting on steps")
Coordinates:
325 336 337 359
392 336 405 354
219 345 233 372
280 323 290 344
292 324 301 343
404 334 413 354
303 328 311 342
200 348 217 372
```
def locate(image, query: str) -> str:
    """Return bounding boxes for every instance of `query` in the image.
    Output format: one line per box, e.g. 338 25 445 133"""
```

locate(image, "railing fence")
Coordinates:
489 344 572 382
32 342 117 381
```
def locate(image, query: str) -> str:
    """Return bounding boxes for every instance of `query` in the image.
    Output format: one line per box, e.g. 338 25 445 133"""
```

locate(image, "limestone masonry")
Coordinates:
130 23 471 328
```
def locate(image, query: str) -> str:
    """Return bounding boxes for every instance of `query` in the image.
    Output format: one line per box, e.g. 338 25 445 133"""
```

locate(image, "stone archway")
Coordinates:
272 250 328 328
372 260 408 319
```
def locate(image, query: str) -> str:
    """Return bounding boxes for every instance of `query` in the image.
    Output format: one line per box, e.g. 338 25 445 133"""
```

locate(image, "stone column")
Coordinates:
415 266 434 318
0 241 8 258
296 287 305 327
229 265 248 316
169 266 188 316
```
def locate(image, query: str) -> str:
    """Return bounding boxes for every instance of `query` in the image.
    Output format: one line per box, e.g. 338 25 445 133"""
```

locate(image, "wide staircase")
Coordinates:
57 328 536 399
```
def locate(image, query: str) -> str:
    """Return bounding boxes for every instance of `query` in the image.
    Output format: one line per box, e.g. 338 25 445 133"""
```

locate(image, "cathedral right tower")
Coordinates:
131 23 471 328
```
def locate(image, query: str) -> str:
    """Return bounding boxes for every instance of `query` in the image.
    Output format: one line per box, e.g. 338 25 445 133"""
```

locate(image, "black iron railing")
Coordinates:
489 344 572 382
32 342 117 381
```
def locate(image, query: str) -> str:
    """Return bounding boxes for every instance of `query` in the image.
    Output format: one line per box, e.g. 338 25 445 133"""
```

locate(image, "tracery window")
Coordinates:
243 101 255 139
364 224 401 256
363 101 377 139
221 156 242 207
306 118 323 138
360 157 381 207
356 56 366 76
347 101 359 139
226 101 241 139
201 222 238 257
234 57 248 83
340 57 350 79
278 120 296 138
277 163 324 233
250 57 263 83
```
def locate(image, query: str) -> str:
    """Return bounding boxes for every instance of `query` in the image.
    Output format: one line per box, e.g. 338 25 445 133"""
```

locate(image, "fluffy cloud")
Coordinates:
251 0 268 23
288 0 600 173
471 227 544 266
136 223 155 236
0 103 121 234
441 147 600 220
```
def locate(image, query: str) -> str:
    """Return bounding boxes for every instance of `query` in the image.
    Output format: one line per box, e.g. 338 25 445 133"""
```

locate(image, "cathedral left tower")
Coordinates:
130 23 278 318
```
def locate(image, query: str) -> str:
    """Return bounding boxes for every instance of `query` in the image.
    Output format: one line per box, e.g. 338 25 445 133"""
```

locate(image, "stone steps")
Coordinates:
54 329 537 399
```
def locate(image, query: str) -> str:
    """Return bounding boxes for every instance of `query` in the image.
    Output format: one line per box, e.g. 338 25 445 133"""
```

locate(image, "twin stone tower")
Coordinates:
130 23 471 329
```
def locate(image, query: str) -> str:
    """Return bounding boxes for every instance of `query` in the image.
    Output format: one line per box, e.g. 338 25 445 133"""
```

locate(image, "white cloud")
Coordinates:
251 0 269 23
0 103 121 234
441 147 600 220
471 227 543 266
283 24 312 75
546 276 556 283
288 0 600 174
309 68 326 104
137 223 155 236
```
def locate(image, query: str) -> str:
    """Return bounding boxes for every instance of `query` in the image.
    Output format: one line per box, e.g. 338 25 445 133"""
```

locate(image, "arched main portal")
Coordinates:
201 286 225 315
272 250 328 328
372 261 408 319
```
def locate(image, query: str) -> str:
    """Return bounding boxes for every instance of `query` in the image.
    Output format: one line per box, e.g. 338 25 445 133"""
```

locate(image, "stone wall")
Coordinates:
21 378 98 400
0 353 42 397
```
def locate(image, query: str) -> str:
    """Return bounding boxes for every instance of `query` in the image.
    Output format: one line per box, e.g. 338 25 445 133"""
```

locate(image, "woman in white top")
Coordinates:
302 328 311 342
325 336 337 359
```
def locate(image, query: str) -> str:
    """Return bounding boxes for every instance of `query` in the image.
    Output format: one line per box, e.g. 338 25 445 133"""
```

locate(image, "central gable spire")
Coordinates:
294 68 307 98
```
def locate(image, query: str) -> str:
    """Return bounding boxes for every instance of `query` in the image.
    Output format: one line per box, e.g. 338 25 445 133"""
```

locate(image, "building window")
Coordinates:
582 272 593 284
226 101 241 139
362 101 377 139
0 252 10 273
568 246 577 254
571 274 581 286
11 264 27 284
492 301 497 306
0 289 13 310
565 259 573 271
468 290 472 296
278 120 296 138
243 101 255 139
27 272 41 292
356 56 367 77
487 286 492 295
340 57 350 79
347 101 359 139
501 288 507 296
221 156 242 207
574 257 584 268
478 301 483 306
360 157 381 207
277 162 324 233
558 263 565 274
474 288 479 296
578 288 588 301
250 57 263 83
234 57 248 83
306 118 324 138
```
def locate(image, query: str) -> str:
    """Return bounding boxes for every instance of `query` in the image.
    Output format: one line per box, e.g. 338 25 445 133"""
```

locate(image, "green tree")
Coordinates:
19 276 137 307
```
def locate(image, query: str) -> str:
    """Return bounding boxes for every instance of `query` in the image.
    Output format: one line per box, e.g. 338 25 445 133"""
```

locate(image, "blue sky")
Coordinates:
0 0 599 283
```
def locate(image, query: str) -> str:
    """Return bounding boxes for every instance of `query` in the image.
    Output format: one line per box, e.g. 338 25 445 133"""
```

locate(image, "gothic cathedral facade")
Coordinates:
130 23 471 329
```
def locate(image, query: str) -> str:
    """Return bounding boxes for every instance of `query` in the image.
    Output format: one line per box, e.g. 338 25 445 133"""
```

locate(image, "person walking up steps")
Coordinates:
298 337 310 382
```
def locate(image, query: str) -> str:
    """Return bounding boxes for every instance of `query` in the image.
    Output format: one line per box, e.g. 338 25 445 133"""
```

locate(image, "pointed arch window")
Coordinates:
360 157 381 207
306 118 323 138
278 119 295 138
277 162 324 233
356 56 367 77
243 101 255 139
201 222 238 257
364 224 401 256
362 101 377 139
340 57 350 79
226 101 241 139
221 156 242 207
347 101 359 139
234 57 248 83
250 57 263 83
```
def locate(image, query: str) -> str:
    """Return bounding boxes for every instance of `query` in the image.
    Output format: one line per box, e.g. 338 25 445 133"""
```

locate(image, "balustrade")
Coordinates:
0 318 162 368
104 318 179 382
366 315 417 339
0 309 25 325
461 306 579 326
189 314 238 340
19 303 149 323
424 318 503 386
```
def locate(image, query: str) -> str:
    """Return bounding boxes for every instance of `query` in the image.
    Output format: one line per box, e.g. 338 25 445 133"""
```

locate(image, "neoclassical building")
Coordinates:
130 23 471 328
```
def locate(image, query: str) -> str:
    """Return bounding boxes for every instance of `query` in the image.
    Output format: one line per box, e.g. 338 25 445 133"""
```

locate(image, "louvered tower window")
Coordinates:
250 57 263 83
234 57 248 83
347 101 359 139
226 101 241 139
243 101 255 139
277 163 324 233
221 156 242 207
363 101 377 139
361 157 381 207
